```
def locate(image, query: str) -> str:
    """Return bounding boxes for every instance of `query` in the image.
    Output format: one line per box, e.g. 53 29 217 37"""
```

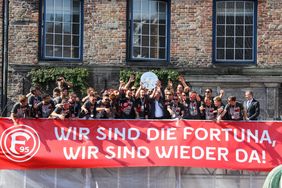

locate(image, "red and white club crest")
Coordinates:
0 125 40 163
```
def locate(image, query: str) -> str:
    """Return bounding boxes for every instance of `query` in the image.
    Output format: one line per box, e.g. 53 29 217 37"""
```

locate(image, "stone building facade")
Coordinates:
0 0 282 119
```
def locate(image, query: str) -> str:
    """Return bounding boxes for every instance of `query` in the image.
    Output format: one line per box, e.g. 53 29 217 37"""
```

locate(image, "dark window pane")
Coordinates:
73 0 81 12
72 24 79 34
72 47 80 58
150 48 158 58
236 26 243 36
245 2 254 12
217 49 225 60
235 49 243 59
143 24 149 35
159 13 166 24
159 37 166 47
235 37 243 48
226 49 234 60
63 23 71 34
142 36 149 46
55 22 63 33
63 35 71 46
245 37 253 48
217 2 225 12
133 47 141 58
142 47 149 58
236 16 244 24
245 16 253 24
217 25 225 36
236 2 244 11
217 37 225 48
55 34 62 45
226 26 234 36
226 37 234 48
46 46 53 56
245 49 253 60
73 14 80 23
150 24 158 35
63 47 71 58
150 36 158 47
46 22 54 33
226 16 234 24
226 2 234 11
245 26 253 36
159 48 166 59
46 34 53 45
217 16 225 24
54 47 62 57
73 36 80 46
159 25 166 36
159 2 166 13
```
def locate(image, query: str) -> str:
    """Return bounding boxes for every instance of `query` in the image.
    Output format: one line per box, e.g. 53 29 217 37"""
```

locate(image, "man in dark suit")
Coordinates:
244 91 260 120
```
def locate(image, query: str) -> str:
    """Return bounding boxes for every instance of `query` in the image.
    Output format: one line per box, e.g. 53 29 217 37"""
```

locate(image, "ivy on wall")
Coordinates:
119 69 180 88
27 67 89 96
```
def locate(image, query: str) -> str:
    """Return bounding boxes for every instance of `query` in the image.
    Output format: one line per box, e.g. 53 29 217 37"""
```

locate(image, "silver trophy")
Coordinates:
140 72 158 91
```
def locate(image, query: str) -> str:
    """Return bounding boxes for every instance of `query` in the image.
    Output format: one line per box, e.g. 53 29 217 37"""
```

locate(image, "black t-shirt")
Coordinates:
37 101 55 118
95 100 111 119
182 99 201 119
224 102 244 120
118 97 135 119
80 101 97 119
167 102 184 119
69 101 81 118
134 97 149 119
200 104 216 120
11 103 31 118
53 107 71 118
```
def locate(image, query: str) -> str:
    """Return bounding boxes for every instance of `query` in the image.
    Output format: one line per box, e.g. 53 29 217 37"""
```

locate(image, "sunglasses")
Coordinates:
205 91 211 93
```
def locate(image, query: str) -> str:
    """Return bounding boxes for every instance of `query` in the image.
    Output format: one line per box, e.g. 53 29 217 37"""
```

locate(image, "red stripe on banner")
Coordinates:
0 118 281 171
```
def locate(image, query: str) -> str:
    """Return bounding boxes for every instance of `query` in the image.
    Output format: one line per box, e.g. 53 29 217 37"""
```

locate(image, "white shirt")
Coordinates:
155 100 163 118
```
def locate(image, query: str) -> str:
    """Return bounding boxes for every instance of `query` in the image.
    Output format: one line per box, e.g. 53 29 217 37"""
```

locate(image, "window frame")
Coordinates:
40 0 84 62
212 0 257 64
126 0 171 63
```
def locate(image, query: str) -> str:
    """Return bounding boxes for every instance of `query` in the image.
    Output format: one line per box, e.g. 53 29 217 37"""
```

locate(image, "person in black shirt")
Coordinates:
213 96 226 120
28 86 42 118
134 88 149 119
50 98 72 120
183 91 201 119
68 92 81 118
10 95 31 125
167 95 184 119
200 97 216 120
219 96 246 121
80 93 97 119
96 94 112 119
118 90 136 119
56 76 73 90
37 94 55 118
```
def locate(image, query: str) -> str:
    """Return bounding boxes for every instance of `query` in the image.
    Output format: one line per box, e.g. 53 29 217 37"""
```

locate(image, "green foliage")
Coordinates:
119 69 180 88
27 67 89 96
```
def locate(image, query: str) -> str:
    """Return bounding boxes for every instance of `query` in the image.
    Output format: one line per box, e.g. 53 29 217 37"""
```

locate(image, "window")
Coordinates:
41 0 83 60
128 0 170 62
213 1 257 63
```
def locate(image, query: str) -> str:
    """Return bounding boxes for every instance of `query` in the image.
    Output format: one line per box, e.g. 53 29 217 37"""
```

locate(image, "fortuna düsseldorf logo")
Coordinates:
0 125 40 163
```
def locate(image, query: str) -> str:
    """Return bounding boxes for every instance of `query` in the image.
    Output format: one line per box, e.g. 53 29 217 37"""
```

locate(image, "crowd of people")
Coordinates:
10 75 260 125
